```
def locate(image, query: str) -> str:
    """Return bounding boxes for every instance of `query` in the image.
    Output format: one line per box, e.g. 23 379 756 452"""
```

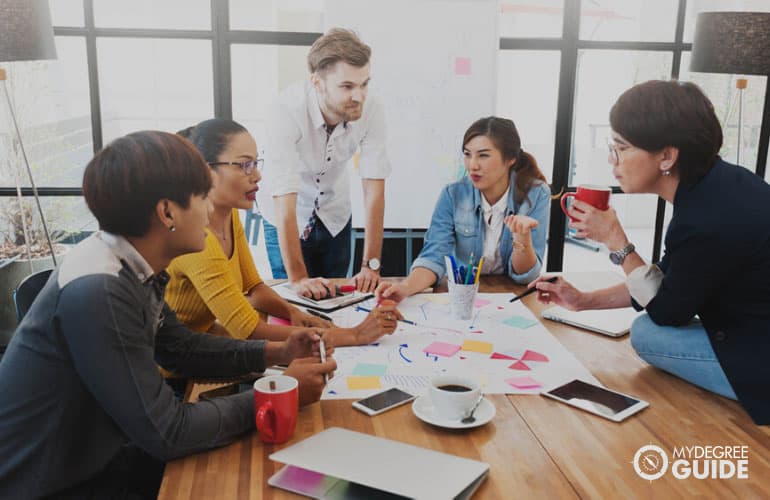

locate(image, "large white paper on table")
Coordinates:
322 293 598 400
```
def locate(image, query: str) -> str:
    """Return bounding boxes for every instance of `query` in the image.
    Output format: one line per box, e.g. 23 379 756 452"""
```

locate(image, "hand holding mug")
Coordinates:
567 200 627 249
560 185 611 221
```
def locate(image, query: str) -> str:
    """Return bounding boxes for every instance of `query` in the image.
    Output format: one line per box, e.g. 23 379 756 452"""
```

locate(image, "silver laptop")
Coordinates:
542 306 642 337
268 427 489 499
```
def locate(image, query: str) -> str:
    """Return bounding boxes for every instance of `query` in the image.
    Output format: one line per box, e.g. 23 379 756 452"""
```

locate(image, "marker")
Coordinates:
355 306 416 326
509 276 558 303
306 308 333 322
464 253 475 284
474 257 484 284
321 284 356 299
319 337 329 384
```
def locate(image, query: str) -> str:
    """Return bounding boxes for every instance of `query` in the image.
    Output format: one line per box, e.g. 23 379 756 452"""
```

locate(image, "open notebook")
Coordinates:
268 428 489 499
271 282 373 312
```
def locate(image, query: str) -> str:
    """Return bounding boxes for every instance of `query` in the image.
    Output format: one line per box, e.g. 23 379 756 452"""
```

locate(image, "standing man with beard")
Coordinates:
258 28 390 299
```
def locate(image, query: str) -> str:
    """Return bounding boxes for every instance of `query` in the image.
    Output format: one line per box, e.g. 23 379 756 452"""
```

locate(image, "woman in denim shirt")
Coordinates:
377 116 551 302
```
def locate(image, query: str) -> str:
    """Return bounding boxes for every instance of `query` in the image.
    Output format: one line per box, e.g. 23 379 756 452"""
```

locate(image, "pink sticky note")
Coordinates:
521 350 549 362
268 315 291 326
455 57 472 75
491 352 516 361
509 360 531 371
474 298 491 308
423 341 461 358
506 377 542 389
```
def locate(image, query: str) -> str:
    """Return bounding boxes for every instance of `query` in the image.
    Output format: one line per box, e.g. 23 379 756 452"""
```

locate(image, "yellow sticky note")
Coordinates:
346 376 382 391
461 340 493 354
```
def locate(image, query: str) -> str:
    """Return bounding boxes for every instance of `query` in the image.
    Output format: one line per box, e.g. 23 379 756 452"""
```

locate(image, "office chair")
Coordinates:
13 268 53 322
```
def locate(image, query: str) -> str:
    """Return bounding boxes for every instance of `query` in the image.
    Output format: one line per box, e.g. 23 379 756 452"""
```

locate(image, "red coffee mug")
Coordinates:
560 185 611 221
254 375 298 444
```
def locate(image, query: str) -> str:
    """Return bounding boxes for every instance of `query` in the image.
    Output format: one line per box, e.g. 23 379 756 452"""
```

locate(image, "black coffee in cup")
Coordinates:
437 384 472 392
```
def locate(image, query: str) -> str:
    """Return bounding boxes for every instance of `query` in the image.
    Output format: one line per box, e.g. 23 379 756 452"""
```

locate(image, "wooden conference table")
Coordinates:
159 274 770 499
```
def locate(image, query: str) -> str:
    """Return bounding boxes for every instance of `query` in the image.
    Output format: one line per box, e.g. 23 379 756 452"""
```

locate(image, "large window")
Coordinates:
4 0 768 275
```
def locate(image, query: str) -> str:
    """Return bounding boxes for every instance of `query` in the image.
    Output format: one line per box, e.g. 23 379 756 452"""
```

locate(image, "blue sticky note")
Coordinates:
503 316 538 329
352 363 388 377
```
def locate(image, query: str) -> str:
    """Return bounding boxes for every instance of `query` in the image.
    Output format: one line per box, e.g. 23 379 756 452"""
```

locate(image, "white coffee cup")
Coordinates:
429 374 481 421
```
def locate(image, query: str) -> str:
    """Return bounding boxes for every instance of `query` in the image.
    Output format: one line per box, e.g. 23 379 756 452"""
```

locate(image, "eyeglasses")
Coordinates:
606 139 621 165
208 158 264 175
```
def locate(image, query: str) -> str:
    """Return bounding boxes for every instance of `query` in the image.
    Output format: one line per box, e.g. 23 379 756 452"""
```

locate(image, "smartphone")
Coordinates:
198 381 255 401
541 379 649 422
352 388 416 416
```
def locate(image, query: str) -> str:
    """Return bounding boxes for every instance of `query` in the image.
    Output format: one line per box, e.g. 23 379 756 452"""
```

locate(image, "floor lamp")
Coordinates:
0 0 58 267
690 12 770 166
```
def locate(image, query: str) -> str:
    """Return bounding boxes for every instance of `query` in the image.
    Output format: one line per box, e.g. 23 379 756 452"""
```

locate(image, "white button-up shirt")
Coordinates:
480 187 509 275
257 80 391 237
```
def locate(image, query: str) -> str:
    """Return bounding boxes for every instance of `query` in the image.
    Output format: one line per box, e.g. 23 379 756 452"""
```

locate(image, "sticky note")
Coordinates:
474 298 491 308
455 56 472 75
506 377 542 389
352 363 388 377
461 340 493 354
503 316 538 329
267 315 291 326
521 350 549 362
423 341 461 357
346 376 382 390
491 352 516 360
509 361 531 371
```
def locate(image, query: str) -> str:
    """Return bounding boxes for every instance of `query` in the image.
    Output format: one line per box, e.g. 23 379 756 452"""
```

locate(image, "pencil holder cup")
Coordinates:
448 282 478 320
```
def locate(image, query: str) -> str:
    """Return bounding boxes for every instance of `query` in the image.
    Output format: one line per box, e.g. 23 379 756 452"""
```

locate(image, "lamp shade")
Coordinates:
690 12 770 75
0 0 57 63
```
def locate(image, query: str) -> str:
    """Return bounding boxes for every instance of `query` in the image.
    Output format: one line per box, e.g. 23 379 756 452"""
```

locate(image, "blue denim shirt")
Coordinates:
412 171 550 284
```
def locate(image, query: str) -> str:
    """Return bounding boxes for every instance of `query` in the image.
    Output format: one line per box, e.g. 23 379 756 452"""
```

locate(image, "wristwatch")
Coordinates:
609 243 635 265
362 257 381 272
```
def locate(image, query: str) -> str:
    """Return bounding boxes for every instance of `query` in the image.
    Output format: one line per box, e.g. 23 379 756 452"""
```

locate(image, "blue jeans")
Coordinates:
263 218 352 279
630 314 737 399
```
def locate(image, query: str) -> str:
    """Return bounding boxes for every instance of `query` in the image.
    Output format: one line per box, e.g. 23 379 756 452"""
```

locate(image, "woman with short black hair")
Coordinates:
531 80 770 425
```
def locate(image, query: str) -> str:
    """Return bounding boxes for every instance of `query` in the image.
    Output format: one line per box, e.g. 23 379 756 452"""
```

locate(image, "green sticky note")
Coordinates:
352 363 388 377
503 316 538 329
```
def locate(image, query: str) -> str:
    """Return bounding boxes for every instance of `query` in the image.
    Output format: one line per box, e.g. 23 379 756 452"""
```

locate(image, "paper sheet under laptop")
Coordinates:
268 427 489 499
542 306 642 337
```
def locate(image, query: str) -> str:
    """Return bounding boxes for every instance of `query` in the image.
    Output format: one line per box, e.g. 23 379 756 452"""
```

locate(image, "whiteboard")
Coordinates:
325 0 498 228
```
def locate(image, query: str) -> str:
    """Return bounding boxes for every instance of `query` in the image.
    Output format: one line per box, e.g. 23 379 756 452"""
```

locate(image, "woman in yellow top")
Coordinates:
168 118 401 344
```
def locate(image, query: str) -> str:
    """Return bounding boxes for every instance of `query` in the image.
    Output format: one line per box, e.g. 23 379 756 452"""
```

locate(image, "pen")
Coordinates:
355 306 416 326
509 276 558 302
319 338 329 384
474 257 484 284
465 253 475 284
306 308 333 322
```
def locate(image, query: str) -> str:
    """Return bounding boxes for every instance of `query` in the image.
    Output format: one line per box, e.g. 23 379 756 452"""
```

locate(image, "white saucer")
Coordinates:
411 394 496 429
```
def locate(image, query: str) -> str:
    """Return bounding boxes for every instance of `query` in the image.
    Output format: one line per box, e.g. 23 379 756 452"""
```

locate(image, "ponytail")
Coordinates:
512 149 548 205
